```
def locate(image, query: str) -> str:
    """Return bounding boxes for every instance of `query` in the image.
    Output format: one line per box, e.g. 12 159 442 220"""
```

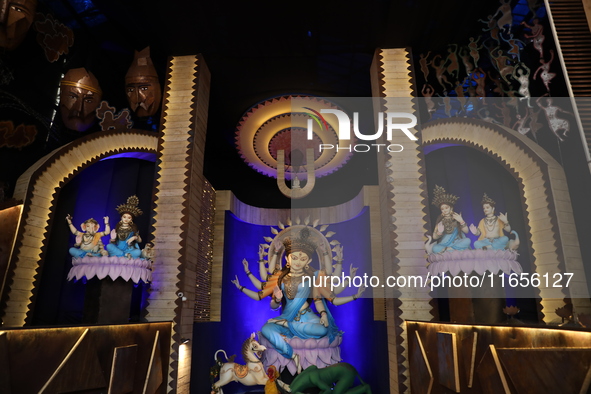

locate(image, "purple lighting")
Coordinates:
100 152 156 162
423 142 463 155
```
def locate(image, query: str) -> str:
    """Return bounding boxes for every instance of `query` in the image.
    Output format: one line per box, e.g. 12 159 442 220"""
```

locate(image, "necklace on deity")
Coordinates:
284 273 301 300
484 216 497 232
441 215 456 234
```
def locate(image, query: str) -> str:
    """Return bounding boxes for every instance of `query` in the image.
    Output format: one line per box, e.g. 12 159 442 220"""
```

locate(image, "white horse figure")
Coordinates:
211 333 268 394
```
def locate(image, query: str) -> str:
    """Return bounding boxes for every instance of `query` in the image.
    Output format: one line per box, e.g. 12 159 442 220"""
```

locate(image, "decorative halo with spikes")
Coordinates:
260 216 341 273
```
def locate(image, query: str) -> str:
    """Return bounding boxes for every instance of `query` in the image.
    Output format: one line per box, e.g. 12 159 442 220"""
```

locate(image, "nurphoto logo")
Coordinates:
305 108 418 152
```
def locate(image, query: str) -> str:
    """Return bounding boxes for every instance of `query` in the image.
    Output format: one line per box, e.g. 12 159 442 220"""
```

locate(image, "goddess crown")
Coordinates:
116 195 143 218
283 227 317 257
431 185 459 208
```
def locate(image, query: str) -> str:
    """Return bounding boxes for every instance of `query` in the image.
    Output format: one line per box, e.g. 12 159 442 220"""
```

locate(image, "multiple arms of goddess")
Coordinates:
233 242 364 311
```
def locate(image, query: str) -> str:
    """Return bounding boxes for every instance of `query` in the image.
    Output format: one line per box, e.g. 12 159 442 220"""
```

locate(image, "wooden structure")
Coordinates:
407 320 591 393
371 47 590 393
0 322 171 393
0 54 210 394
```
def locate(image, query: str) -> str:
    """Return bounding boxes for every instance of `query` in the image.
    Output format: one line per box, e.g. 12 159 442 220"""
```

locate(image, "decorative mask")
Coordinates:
59 68 102 131
0 0 37 51
125 47 161 117
0 0 37 50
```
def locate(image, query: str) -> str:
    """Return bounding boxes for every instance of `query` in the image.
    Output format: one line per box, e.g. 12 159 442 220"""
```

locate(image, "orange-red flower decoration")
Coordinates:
0 121 37 148
34 14 74 63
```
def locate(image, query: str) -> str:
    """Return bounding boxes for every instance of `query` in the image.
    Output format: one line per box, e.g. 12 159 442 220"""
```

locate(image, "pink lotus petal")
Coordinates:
332 346 341 362
307 347 318 364
96 264 110 280
317 336 329 348
498 258 510 274
449 261 461 277
318 348 332 364
286 361 296 376
304 338 317 349
489 260 500 275
509 260 523 274
290 337 304 350
462 259 475 275
131 269 142 284
474 249 485 259
474 261 486 276
86 265 97 279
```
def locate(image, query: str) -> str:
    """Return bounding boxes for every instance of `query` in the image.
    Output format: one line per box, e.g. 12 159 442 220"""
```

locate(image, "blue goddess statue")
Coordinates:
232 226 364 373
431 185 471 253
106 195 143 259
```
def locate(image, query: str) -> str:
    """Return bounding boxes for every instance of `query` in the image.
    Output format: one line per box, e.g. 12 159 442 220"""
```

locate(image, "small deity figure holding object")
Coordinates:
469 194 511 250
66 215 110 257
431 186 471 254
107 195 143 259
232 227 364 373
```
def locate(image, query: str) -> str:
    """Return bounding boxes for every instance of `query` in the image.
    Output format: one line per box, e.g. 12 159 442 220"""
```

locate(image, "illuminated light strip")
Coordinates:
39 329 89 393
149 54 207 393
236 96 352 179
375 49 431 393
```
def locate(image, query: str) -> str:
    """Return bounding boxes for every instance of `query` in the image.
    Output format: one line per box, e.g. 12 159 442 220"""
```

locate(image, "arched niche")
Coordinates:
1 130 158 327
424 144 536 322
422 118 590 321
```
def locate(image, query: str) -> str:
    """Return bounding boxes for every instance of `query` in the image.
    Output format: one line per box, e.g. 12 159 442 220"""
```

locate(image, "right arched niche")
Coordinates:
421 118 591 323
425 143 537 323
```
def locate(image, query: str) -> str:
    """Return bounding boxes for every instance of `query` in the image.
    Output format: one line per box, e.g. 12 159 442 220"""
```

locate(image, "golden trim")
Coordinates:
60 80 102 95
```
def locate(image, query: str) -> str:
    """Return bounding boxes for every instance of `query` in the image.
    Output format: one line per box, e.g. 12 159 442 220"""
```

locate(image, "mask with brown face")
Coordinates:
125 47 161 117
59 68 102 131
0 0 37 50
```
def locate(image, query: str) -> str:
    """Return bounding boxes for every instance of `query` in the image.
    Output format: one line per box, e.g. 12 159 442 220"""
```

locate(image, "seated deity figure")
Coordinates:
106 195 143 259
469 193 511 250
431 185 471 254
232 226 364 373
66 215 110 257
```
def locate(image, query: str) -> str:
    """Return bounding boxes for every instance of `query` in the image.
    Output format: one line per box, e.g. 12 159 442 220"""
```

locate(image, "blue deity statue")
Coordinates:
431 186 471 253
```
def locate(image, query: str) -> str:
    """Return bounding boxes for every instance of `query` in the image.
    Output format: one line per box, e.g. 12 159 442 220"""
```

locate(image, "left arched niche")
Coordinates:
35 155 156 325
1 131 158 327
